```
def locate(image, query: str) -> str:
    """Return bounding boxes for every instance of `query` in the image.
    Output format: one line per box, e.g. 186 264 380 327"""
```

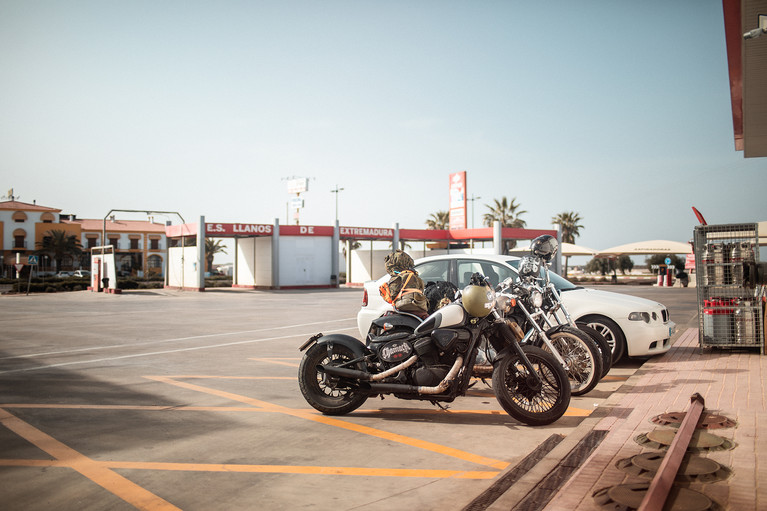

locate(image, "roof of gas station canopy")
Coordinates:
598 239 693 256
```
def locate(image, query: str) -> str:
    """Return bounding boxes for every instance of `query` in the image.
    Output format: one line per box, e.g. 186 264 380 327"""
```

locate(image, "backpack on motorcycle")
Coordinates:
379 270 428 315
379 251 428 315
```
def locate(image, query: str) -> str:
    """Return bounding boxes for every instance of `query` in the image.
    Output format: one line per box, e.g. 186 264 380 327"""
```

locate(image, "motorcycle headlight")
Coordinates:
531 290 543 309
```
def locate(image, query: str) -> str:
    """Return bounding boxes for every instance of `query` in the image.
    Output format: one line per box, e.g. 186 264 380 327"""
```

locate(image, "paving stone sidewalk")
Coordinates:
541 327 767 511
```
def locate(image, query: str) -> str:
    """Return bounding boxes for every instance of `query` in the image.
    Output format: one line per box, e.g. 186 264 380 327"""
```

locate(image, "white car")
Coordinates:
357 254 676 361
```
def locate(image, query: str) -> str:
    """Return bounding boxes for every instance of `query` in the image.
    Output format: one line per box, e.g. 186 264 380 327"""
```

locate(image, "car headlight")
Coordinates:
628 312 651 323
531 290 544 309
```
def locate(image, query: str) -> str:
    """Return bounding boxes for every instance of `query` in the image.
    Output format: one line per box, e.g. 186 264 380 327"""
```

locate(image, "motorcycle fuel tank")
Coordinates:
415 303 467 335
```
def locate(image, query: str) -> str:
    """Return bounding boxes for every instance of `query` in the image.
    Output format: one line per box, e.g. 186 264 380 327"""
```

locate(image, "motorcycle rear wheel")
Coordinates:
298 343 368 415
492 345 571 426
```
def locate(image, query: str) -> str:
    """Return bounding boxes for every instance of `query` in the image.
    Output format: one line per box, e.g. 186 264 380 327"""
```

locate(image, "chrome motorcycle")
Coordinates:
298 273 571 426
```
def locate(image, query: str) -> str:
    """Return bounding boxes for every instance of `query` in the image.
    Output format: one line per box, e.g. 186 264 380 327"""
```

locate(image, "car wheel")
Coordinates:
580 315 626 364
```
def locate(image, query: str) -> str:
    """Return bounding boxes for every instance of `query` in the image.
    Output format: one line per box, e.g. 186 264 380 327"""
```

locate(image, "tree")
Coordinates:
646 254 683 274
36 229 82 271
425 210 450 230
551 211 583 244
205 238 228 273
551 211 584 277
482 197 527 251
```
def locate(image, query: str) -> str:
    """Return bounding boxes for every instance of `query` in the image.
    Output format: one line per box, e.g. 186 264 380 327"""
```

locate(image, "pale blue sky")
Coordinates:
2 1 764 260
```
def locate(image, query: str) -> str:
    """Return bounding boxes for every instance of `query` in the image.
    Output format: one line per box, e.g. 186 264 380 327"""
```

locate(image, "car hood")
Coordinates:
561 287 667 312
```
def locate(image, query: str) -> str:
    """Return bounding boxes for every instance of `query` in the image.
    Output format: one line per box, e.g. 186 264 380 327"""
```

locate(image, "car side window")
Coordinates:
456 260 485 287
415 260 450 283
456 260 517 287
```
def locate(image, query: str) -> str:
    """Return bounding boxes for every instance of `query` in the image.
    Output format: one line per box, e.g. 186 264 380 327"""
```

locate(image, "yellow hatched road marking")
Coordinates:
0 408 180 511
0 458 498 479
146 375 511 470
249 357 301 368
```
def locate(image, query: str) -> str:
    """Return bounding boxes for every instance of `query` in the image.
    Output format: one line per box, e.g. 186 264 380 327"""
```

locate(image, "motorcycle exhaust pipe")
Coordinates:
319 355 418 382
369 356 464 395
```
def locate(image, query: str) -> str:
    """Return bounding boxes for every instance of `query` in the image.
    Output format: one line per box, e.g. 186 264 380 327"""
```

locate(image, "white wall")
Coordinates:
279 236 332 287
167 246 201 289
235 237 273 287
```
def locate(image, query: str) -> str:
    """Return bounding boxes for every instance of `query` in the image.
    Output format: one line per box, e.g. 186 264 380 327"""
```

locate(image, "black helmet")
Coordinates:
530 235 558 261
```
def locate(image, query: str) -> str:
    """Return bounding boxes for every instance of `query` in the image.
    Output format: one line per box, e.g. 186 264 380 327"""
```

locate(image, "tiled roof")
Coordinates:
62 218 167 233
0 200 60 212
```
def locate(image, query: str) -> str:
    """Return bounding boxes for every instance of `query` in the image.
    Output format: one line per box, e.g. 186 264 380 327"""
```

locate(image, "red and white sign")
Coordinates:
339 226 394 239
449 171 467 230
206 223 273 236
280 225 334 236
14 263 24 273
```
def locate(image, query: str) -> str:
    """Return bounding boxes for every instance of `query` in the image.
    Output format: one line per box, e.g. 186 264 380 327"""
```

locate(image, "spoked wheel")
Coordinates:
540 326 602 396
492 345 571 426
576 322 612 378
298 343 368 415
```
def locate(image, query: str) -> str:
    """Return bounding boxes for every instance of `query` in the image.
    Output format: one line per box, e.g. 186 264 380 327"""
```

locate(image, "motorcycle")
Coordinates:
516 239 612 377
298 273 571 426
475 235 611 396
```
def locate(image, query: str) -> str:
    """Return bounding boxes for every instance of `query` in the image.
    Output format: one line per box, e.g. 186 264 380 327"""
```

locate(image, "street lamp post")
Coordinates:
468 194 481 228
331 185 344 223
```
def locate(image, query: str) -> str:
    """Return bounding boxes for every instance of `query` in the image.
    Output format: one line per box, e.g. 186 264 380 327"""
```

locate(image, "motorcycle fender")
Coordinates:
492 342 527 363
544 325 570 337
302 333 368 359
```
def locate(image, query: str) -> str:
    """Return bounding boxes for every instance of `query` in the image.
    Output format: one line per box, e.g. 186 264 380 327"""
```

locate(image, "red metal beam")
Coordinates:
638 393 706 511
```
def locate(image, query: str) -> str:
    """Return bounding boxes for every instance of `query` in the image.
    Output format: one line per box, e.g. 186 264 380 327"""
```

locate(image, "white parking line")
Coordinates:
0 326 357 375
0 317 356 360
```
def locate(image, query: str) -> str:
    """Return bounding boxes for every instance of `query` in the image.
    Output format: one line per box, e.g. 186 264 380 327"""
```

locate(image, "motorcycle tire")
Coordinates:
492 345 571 426
539 326 603 397
575 322 612 379
298 343 368 415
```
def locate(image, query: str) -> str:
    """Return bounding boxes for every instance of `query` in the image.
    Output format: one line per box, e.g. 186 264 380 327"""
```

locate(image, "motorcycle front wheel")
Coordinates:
492 345 571 426
298 343 368 415
540 326 603 397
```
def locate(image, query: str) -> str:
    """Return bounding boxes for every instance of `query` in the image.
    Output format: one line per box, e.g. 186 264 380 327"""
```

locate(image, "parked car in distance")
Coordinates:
55 271 73 278
72 270 91 278
357 254 676 362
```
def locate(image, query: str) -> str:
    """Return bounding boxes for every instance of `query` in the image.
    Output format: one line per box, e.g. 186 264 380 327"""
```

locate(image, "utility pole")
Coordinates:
468 194 481 228
330 185 344 223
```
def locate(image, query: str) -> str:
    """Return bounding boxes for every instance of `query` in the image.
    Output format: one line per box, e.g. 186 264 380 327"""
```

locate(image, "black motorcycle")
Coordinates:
298 273 571 426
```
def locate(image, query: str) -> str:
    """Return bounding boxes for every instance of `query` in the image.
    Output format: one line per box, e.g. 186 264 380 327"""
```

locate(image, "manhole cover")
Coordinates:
636 429 734 452
616 453 731 483
651 412 736 430
593 483 721 511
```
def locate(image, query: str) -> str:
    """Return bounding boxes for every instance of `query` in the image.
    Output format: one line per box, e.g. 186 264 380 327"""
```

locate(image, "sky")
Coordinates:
1 1 765 265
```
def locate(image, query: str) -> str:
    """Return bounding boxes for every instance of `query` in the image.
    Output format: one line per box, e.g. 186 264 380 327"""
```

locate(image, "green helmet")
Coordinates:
461 285 494 317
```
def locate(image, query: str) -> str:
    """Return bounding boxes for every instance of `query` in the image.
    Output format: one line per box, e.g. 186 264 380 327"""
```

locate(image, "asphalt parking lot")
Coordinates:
0 286 697 510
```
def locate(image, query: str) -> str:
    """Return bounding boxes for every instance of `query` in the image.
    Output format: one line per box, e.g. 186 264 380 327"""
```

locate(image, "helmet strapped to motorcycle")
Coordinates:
530 235 558 262
461 284 494 318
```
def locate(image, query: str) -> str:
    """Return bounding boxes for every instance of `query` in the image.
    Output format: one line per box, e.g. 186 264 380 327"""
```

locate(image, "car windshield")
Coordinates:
505 259 579 291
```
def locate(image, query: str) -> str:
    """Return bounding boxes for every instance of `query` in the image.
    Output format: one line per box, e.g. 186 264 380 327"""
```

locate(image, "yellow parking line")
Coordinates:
0 458 498 479
0 404 271 412
146 375 510 470
0 408 180 511
249 358 301 368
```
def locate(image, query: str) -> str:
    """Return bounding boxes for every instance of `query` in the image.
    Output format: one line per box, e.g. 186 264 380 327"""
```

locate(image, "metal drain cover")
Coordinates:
637 429 734 452
594 483 718 511
616 453 732 483
652 412 736 430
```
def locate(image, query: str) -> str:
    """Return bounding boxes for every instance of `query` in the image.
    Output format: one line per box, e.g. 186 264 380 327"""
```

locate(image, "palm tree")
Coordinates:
483 197 527 251
551 211 583 244
36 229 82 272
205 238 228 273
551 211 584 277
425 210 450 230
